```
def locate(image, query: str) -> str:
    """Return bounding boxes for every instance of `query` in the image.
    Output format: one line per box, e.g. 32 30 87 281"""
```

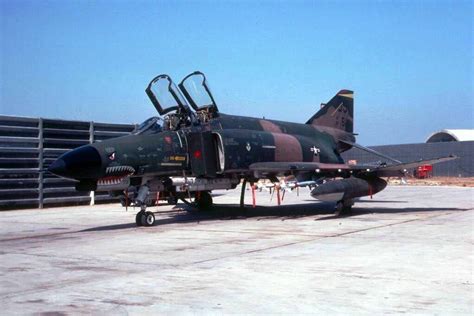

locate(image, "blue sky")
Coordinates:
0 0 472 145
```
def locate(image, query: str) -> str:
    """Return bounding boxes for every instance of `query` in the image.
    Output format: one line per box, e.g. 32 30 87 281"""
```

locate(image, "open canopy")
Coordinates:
145 74 192 116
179 71 218 113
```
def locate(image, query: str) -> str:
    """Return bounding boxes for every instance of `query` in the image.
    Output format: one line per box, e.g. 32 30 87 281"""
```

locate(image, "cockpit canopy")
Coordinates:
179 71 218 113
145 71 219 117
145 74 192 116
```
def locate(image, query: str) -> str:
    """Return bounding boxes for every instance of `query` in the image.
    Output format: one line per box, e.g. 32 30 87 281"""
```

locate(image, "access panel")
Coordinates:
187 131 218 177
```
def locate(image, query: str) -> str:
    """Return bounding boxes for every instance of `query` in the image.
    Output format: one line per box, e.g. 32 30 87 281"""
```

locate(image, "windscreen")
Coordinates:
132 117 163 135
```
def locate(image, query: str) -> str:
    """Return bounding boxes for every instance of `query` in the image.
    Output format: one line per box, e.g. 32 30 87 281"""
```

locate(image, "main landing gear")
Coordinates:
335 199 354 217
195 191 213 210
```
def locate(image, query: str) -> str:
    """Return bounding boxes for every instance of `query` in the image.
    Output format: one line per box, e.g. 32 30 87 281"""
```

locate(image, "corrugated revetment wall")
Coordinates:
0 115 135 209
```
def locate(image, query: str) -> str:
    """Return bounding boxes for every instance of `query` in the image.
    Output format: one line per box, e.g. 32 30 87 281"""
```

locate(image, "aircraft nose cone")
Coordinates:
48 145 104 179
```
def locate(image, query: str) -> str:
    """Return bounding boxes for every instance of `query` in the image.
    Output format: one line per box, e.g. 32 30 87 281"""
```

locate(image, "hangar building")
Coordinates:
425 129 474 143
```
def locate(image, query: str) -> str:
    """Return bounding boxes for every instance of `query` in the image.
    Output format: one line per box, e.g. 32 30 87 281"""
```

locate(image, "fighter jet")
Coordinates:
48 71 456 226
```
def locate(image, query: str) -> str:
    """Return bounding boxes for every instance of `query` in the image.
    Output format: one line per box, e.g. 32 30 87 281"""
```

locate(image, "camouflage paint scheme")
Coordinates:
80 91 354 180
48 71 456 225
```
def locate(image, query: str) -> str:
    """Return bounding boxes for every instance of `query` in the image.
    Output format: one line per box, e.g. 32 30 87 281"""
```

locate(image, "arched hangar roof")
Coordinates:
426 129 474 143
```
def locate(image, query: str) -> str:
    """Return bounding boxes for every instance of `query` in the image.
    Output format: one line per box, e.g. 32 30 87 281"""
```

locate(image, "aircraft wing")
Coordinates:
249 155 457 177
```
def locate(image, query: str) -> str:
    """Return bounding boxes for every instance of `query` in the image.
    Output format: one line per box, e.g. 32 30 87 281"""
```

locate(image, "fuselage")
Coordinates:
48 113 350 184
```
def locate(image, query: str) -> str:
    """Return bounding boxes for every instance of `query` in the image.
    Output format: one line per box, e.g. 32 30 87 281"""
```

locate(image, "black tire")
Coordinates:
141 211 155 227
343 205 352 215
135 211 144 226
196 191 213 210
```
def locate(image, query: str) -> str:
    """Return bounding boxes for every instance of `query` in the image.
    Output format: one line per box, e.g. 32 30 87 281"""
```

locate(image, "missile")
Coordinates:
310 177 387 202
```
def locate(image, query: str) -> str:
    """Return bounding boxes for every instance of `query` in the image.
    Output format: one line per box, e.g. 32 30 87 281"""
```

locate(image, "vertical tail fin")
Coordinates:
306 90 354 134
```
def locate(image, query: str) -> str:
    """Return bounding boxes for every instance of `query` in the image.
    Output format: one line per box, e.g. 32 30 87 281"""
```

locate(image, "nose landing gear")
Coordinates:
134 185 156 227
131 184 214 226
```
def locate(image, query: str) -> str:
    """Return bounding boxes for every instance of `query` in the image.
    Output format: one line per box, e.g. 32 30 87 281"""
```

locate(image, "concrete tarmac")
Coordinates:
0 185 473 315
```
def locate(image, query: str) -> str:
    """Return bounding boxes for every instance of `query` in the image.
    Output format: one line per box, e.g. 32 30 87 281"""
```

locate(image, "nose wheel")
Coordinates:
135 210 155 227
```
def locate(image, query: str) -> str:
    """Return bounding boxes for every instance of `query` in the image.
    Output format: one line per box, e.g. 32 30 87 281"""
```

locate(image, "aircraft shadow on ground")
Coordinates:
80 202 469 232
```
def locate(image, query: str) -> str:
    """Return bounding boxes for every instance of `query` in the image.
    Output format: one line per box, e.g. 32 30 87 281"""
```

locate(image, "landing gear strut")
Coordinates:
240 179 247 208
335 199 354 217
